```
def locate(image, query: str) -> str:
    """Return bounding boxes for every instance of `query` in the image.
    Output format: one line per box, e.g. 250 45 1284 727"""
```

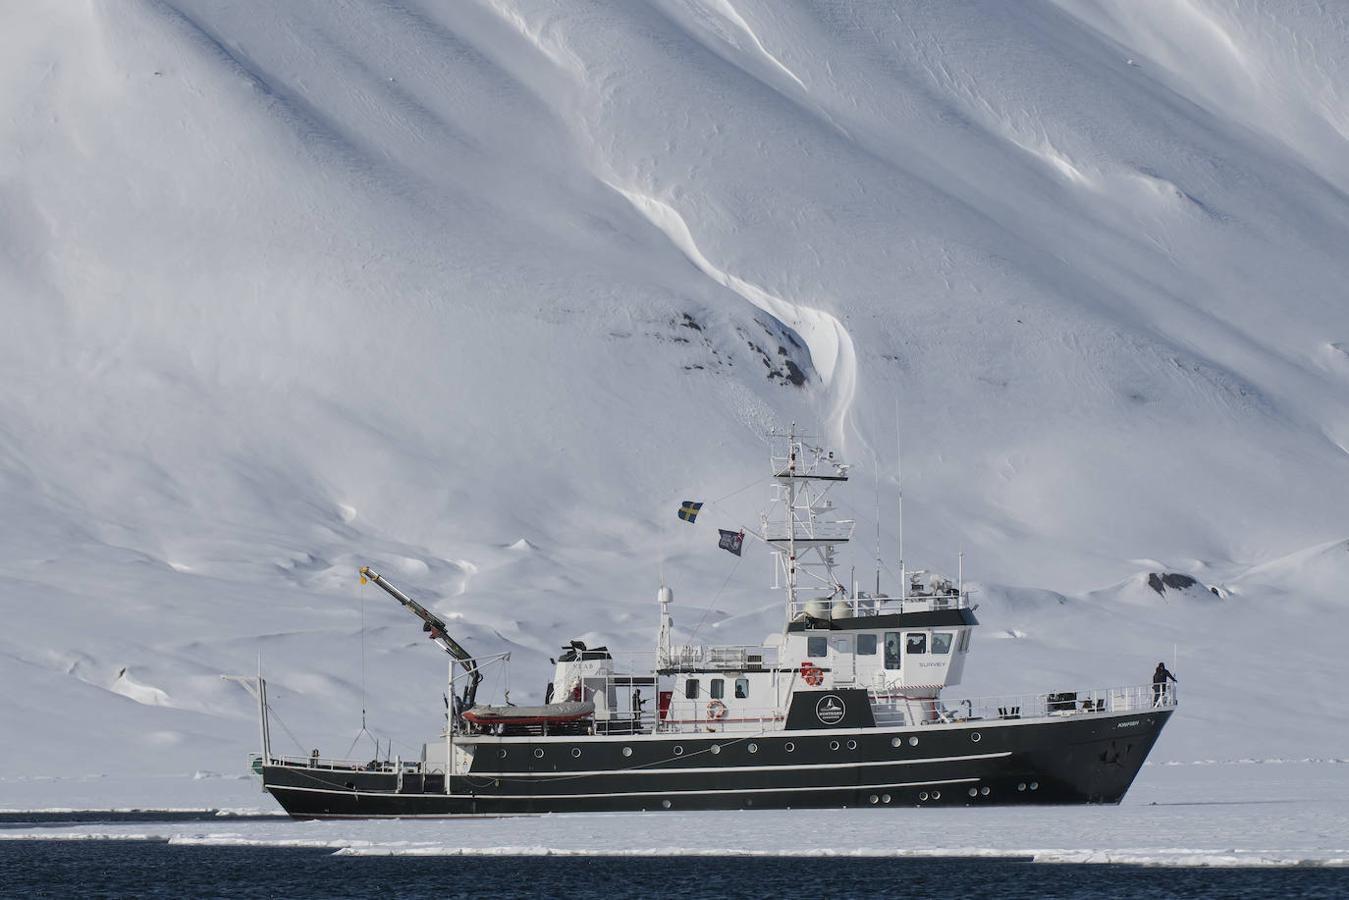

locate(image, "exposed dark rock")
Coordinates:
1147 572 1200 595
746 339 808 387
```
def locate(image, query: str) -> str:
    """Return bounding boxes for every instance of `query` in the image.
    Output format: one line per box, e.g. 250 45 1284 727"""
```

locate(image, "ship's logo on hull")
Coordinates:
816 694 846 725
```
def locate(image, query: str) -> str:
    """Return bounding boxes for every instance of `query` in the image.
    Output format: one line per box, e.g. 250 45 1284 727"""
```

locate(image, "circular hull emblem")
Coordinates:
815 694 846 725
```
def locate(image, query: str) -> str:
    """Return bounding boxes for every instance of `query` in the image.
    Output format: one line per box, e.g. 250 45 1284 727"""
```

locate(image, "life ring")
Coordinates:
801 662 824 687
706 699 728 720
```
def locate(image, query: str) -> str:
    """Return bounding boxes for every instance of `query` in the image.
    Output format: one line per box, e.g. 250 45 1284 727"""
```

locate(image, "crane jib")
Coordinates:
357 566 482 710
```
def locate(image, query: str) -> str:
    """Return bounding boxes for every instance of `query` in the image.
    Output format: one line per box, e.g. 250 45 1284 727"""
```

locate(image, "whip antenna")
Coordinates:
896 397 905 600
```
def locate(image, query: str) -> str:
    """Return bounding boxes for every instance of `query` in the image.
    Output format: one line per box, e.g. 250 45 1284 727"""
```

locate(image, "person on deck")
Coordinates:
1152 662 1178 706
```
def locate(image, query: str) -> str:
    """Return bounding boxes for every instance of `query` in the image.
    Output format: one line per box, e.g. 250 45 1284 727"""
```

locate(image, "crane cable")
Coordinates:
344 585 377 759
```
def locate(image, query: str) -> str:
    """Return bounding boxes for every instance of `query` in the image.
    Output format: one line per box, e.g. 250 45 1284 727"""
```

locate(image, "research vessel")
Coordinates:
257 429 1176 817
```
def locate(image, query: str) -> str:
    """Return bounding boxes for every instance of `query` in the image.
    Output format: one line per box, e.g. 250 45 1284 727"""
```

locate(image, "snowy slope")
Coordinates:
1 0 1348 788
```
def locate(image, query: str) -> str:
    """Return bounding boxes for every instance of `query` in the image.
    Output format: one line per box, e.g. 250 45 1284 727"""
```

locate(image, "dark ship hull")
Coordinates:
262 707 1172 818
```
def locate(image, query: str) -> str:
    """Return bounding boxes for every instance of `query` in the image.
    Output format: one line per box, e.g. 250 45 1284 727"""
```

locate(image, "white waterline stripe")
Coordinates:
269 776 979 801
478 751 1011 778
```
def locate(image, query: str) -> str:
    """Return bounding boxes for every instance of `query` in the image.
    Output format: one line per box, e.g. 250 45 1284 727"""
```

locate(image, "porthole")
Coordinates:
748 743 758 754
710 744 721 755
661 799 672 809
571 748 582 759
829 741 840 751
881 794 891 804
622 747 633 758
908 736 919 747
673 745 684 756
980 786 990 796
891 737 902 748
931 791 940 800
1017 783 1026 792
785 742 796 753
533 748 544 759
1029 781 1039 791
869 795 879 804
968 788 978 797
498 749 507 759
970 732 982 743
919 791 929 801
847 740 858 751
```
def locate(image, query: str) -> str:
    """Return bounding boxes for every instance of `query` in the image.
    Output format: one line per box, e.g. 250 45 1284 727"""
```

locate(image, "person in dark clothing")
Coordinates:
1152 662 1177 706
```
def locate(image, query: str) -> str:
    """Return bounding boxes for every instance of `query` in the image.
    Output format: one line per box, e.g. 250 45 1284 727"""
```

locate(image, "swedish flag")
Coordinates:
677 500 703 523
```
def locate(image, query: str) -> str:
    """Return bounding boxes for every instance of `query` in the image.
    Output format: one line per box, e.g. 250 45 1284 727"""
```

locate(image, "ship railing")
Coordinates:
267 753 425 773
869 683 1178 726
790 589 969 622
762 521 857 543
655 706 787 734
664 644 777 671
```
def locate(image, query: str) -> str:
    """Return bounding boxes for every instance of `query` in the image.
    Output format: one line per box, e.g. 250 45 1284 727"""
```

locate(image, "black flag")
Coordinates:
717 529 745 557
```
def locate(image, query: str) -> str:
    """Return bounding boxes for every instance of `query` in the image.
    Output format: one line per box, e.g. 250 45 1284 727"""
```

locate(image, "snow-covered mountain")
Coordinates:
3 1 1348 788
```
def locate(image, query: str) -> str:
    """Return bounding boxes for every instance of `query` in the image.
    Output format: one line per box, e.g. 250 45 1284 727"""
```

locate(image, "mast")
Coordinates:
786 432 797 614
874 456 882 596
897 405 906 601
222 672 272 765
257 674 272 765
656 583 674 668
763 426 855 624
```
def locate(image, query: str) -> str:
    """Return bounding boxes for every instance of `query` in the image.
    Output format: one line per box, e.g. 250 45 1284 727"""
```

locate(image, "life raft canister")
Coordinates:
706 699 728 720
800 661 824 686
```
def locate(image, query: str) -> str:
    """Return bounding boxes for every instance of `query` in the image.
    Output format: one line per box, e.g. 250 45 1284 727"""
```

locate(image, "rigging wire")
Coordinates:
344 587 377 759
265 698 310 757
685 555 743 645
700 474 770 510
361 588 366 728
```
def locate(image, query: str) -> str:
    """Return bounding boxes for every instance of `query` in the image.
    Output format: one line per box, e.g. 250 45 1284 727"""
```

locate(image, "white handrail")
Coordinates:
789 590 970 621
869 683 1178 726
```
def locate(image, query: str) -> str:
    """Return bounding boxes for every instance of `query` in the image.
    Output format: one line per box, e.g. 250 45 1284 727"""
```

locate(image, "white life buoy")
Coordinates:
706 699 728 720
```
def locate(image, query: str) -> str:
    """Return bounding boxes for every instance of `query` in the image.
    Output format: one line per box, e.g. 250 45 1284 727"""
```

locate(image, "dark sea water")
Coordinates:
0 811 281 827
4 841 1349 900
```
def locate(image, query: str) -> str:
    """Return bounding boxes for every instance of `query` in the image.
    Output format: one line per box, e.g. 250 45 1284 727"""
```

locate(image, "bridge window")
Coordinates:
807 636 828 658
710 678 725 700
684 678 699 699
932 632 953 655
958 630 971 652
906 633 927 654
735 677 749 699
856 634 877 655
884 632 902 670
